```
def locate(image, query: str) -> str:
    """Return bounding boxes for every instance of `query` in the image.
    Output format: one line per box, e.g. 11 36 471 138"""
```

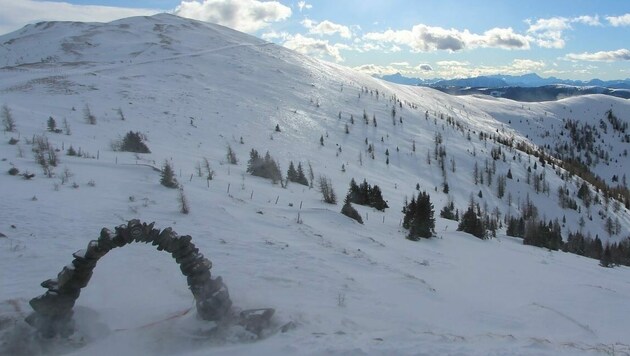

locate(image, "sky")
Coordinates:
0 0 629 80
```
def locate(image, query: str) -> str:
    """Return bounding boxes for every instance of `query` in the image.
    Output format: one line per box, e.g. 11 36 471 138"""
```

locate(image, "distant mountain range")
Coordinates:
380 72 630 89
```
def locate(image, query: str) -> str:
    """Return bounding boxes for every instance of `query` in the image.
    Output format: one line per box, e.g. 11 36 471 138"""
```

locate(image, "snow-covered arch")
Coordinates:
25 220 232 338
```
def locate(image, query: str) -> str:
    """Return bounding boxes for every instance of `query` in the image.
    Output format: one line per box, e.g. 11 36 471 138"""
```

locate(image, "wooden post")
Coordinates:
250 190 254 199
227 183 230 193
300 201 303 210
275 195 279 204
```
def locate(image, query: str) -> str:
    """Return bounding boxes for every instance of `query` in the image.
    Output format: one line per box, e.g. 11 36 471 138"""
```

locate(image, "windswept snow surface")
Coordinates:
1 14 630 355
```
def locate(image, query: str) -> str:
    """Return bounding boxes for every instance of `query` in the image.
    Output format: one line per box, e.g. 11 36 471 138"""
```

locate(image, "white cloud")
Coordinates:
301 19 352 39
436 60 470 66
511 59 546 71
363 24 529 52
282 33 344 62
353 64 400 76
433 59 545 79
261 30 290 41
526 15 601 49
297 1 312 12
359 42 383 52
0 0 160 35
573 15 601 26
477 27 531 49
606 13 630 27
174 0 291 33
563 49 630 62
353 61 433 77
526 17 570 48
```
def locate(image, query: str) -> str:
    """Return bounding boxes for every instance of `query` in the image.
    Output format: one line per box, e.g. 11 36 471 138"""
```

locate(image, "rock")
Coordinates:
97 228 116 250
56 265 76 287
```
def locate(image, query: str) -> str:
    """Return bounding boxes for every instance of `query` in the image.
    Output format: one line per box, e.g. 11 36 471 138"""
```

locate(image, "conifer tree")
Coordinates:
226 144 238 164
458 204 485 239
404 191 434 240
287 161 298 182
47 116 57 132
160 160 178 188
348 178 360 202
402 196 416 230
2 104 16 132
296 162 309 186
318 175 337 204
369 185 388 211
440 201 457 220
120 131 150 153
247 149 262 174
600 245 613 267
341 194 363 224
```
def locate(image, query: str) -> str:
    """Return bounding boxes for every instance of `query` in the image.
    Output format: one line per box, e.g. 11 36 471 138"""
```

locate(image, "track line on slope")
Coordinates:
531 302 597 337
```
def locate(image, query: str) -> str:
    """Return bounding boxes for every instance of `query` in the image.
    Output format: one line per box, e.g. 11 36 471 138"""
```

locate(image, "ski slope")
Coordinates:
1 13 629 355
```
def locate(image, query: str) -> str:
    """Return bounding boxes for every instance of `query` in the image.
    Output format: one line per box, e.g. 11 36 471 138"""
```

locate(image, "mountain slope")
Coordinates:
1 14 630 355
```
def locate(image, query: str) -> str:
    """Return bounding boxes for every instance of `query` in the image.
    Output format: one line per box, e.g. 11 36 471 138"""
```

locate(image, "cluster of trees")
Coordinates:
506 205 562 250
247 149 282 184
439 201 458 221
563 232 630 268
287 161 309 186
505 202 628 268
347 178 388 211
402 191 435 240
557 185 578 210
457 204 486 239
33 135 58 178
523 219 563 250
318 175 337 204
605 109 627 135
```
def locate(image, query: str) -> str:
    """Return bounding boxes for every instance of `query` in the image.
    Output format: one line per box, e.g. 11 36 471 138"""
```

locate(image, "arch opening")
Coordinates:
25 220 232 338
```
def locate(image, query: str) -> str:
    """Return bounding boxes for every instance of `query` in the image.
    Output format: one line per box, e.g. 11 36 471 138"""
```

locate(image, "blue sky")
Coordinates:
1 0 629 80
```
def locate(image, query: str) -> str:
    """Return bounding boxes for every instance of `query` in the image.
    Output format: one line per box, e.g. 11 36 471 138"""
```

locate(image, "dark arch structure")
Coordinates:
25 220 233 338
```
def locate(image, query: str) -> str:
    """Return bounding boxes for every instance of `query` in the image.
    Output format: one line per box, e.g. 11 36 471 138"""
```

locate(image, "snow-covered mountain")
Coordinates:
1 13 630 355
381 72 630 89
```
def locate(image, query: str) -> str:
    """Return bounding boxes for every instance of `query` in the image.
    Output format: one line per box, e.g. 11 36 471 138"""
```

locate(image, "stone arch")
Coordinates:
25 220 232 338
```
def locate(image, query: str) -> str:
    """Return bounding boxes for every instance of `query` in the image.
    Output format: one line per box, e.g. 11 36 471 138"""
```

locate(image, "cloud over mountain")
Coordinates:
363 24 529 52
564 49 630 62
174 0 291 33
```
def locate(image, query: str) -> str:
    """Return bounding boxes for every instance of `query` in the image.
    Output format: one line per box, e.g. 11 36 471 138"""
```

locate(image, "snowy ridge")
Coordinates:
1 14 630 355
